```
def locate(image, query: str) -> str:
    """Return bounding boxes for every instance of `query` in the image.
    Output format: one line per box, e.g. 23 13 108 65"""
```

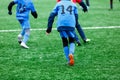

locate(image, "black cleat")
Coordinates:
18 41 22 44
77 42 81 46
84 38 91 43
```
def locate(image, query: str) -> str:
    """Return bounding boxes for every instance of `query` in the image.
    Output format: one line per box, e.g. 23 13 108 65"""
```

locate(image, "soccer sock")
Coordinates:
86 0 90 6
23 29 30 43
63 46 69 61
21 28 25 36
69 43 75 55
23 33 29 43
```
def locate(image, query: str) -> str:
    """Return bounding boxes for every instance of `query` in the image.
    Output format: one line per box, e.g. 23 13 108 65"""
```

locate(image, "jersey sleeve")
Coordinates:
74 5 78 15
30 3 36 12
51 4 59 15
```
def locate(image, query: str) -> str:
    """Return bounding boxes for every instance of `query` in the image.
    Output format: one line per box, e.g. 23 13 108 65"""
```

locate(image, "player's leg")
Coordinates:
110 0 113 9
68 37 75 66
20 29 30 49
69 37 75 55
85 0 90 8
18 20 24 44
20 20 30 49
68 31 75 55
76 23 90 43
68 31 75 65
74 31 81 46
59 31 69 62
22 28 30 44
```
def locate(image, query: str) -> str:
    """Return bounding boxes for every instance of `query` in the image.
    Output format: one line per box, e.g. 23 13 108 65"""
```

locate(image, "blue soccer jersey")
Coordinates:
14 0 36 20
52 0 78 30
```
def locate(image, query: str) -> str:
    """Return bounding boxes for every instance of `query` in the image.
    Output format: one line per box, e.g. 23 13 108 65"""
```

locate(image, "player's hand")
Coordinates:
46 28 51 34
8 11 12 15
46 32 50 35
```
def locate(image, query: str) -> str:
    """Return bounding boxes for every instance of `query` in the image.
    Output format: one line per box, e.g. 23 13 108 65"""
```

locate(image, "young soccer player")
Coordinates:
57 0 90 46
8 0 38 49
46 0 79 66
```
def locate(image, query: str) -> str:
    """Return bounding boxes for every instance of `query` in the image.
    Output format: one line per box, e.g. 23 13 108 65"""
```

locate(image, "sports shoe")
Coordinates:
20 42 29 49
87 6 90 10
18 34 22 44
77 41 81 46
76 40 81 46
84 38 91 43
69 54 74 66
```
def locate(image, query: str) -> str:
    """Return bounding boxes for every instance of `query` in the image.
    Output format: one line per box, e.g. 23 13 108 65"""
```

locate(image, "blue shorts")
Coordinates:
59 31 75 38
18 20 30 29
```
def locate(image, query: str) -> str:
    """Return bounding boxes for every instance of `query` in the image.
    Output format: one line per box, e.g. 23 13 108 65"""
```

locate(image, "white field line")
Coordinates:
0 26 120 33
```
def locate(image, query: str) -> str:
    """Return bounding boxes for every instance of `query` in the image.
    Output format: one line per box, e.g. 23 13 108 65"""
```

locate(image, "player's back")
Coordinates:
56 0 78 29
15 0 34 20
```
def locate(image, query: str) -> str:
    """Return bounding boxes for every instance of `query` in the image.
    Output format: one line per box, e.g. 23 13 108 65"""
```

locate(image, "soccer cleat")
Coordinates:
69 54 74 66
87 6 89 10
84 38 91 43
20 42 29 49
18 34 22 44
77 41 81 46
76 40 81 46
18 41 22 44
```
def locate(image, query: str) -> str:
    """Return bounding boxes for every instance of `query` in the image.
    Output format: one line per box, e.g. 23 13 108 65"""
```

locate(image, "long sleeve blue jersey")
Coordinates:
51 0 78 31
14 0 36 20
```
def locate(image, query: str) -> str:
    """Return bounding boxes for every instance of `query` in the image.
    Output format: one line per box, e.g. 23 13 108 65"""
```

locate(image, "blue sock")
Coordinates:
69 43 75 55
21 28 25 36
63 46 69 61
23 33 29 43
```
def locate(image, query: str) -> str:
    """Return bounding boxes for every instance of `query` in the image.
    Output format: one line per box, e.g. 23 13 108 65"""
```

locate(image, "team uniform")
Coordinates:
46 0 79 65
57 0 90 45
8 0 38 49
57 0 87 12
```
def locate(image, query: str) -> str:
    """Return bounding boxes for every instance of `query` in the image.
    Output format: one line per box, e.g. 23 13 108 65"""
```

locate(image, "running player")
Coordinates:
57 0 90 46
8 0 38 49
46 0 78 65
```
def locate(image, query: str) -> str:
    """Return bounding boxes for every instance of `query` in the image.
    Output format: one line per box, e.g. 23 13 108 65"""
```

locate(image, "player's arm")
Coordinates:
8 1 15 15
46 12 57 34
31 11 38 19
75 13 79 26
30 3 38 19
